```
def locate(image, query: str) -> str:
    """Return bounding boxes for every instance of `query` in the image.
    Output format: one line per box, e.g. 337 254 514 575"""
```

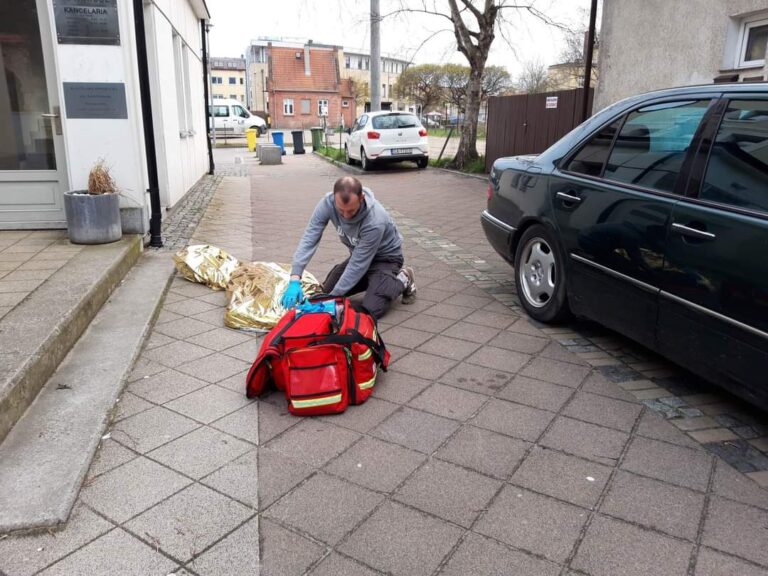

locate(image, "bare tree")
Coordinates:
482 65 513 98
442 64 470 114
550 9 599 89
516 60 555 94
385 0 562 169
393 64 445 115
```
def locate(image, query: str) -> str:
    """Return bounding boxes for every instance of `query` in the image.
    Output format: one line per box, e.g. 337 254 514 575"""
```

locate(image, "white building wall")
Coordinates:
596 0 768 111
145 0 208 208
46 0 147 211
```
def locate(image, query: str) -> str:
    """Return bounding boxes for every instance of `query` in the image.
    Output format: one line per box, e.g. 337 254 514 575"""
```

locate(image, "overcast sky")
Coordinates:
207 0 597 79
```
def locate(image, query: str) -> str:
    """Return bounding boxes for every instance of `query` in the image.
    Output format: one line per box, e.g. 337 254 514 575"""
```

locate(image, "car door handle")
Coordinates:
671 222 716 240
556 191 582 203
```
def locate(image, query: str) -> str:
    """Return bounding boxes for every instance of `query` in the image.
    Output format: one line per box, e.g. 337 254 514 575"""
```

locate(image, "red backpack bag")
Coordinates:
245 298 390 416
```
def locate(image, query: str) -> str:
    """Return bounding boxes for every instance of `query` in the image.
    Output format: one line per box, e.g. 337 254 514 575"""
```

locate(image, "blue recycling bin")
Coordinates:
271 131 286 155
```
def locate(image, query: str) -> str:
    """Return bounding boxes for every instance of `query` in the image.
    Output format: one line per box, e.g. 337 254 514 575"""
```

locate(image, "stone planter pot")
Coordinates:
63 191 122 245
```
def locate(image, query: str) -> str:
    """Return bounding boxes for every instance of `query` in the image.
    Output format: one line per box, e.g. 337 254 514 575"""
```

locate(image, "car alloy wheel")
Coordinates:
361 149 372 171
519 237 556 308
513 224 570 323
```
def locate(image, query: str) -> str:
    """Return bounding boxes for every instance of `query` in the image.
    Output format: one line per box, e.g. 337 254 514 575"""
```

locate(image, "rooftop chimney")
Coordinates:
304 44 311 76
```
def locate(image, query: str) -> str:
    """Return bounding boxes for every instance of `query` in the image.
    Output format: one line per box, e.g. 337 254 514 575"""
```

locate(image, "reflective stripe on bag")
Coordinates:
291 393 343 409
358 349 372 361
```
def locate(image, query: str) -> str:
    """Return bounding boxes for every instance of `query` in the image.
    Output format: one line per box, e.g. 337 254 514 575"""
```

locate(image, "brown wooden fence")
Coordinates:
484 88 594 172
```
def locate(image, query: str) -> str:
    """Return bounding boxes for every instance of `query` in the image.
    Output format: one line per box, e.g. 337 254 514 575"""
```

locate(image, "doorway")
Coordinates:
0 0 68 229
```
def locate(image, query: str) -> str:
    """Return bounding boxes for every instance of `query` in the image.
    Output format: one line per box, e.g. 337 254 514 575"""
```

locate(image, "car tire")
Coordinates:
416 157 428 169
361 148 373 171
513 224 571 323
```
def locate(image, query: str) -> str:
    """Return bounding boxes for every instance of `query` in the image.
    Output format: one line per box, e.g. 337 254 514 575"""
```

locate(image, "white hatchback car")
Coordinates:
345 111 429 170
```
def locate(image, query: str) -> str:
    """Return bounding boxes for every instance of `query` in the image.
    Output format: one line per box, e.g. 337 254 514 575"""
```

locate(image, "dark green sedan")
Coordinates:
482 84 768 410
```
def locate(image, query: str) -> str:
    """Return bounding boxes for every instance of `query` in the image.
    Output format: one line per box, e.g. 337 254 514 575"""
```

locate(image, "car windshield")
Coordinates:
372 113 420 130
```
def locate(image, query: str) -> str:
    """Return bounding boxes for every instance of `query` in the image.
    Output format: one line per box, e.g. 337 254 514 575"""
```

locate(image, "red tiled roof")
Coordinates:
270 46 338 92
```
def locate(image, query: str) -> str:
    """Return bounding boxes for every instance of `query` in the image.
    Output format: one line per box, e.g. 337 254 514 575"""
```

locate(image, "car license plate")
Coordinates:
393 148 412 155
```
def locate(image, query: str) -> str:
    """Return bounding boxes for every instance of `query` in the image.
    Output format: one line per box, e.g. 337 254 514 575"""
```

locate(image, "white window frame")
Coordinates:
737 15 768 68
318 99 329 116
283 98 294 115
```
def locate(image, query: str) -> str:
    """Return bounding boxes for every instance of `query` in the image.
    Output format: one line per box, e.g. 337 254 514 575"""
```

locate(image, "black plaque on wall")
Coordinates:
63 82 128 119
54 0 120 45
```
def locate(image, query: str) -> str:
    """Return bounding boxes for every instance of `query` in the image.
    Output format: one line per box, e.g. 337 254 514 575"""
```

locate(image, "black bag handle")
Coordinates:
318 328 388 369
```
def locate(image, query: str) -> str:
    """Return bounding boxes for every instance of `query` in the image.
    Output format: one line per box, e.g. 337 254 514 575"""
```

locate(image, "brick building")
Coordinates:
267 43 356 130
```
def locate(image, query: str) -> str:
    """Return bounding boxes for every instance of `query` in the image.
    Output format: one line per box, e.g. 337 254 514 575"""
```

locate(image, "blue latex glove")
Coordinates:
296 300 336 315
281 279 305 309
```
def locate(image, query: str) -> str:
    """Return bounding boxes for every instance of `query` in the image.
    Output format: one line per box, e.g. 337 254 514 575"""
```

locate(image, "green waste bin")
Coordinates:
310 127 324 150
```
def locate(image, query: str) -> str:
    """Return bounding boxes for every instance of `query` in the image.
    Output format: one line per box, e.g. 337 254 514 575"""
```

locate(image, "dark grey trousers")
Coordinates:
323 257 404 320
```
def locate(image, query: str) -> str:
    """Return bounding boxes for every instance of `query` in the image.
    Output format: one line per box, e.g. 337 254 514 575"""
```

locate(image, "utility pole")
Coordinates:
370 0 381 111
581 0 598 122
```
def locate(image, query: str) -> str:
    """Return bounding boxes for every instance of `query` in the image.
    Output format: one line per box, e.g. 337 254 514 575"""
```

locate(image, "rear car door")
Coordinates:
658 96 768 407
550 98 713 349
348 115 367 159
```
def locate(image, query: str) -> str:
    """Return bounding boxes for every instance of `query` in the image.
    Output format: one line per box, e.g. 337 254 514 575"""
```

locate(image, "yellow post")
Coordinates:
246 128 257 152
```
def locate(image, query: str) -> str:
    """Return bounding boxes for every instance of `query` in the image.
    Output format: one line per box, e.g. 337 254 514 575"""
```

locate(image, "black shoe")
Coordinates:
401 266 417 304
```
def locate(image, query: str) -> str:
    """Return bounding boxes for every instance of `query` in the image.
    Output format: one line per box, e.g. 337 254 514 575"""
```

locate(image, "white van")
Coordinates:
208 98 266 135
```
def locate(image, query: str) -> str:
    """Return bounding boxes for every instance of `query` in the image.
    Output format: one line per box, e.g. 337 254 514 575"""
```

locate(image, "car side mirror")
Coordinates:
345 128 352 135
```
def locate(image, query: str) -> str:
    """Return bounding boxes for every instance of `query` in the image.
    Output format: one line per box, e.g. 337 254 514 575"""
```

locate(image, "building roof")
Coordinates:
270 46 339 92
211 57 245 70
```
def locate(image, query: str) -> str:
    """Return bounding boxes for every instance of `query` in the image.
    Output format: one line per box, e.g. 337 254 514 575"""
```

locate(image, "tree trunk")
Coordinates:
453 65 483 169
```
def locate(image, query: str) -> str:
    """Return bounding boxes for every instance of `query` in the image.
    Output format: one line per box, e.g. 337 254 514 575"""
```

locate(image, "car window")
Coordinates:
700 99 768 213
371 113 420 130
565 119 622 177
210 105 228 117
233 105 249 118
603 100 710 193
357 115 368 131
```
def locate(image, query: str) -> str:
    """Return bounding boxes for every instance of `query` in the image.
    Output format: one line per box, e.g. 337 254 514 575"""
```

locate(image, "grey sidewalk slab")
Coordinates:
0 235 142 442
0 251 174 533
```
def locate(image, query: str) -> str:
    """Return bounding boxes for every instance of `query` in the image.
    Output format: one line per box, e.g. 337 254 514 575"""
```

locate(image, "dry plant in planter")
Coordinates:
87 160 118 195
64 159 123 244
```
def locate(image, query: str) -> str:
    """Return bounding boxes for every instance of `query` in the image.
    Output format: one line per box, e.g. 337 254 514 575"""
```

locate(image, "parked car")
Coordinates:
345 111 429 171
208 98 266 135
481 84 768 409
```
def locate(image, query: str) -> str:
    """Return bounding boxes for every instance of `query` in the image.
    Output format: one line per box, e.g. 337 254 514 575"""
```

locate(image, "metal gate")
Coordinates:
485 88 594 172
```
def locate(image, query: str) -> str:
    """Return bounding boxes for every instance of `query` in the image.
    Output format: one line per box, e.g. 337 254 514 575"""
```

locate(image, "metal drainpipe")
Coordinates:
133 0 163 247
201 21 214 175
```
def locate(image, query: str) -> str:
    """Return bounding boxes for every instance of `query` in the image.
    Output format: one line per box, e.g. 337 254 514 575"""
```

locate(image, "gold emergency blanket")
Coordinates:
224 262 323 332
172 245 241 290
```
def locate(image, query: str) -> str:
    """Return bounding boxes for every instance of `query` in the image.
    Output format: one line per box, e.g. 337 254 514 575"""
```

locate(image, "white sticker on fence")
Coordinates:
546 96 558 109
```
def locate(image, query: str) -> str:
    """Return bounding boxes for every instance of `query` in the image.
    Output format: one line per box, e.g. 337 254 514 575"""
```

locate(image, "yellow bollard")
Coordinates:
246 128 257 152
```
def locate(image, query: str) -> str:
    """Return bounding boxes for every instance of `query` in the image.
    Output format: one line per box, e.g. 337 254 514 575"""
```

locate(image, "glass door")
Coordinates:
0 0 68 228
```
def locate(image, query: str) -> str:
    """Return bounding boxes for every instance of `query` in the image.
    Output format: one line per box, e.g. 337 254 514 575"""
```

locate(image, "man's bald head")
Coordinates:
333 177 365 220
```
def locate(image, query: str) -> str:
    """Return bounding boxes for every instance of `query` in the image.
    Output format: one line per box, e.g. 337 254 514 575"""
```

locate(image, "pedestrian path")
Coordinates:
0 151 766 575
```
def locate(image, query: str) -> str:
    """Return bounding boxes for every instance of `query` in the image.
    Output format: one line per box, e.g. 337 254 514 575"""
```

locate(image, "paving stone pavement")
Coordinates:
1 150 767 575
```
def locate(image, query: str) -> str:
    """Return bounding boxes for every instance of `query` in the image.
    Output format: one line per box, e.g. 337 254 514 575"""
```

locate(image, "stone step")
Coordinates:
0 236 143 444
0 251 174 533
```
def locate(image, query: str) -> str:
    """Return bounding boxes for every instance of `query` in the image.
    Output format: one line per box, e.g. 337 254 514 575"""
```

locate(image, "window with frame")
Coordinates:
342 100 349 108
701 99 768 213
318 99 329 116
565 119 622 177
283 98 294 115
173 34 193 135
212 76 222 84
211 105 228 117
229 77 236 84
300 98 311 114
345 56 351 68
739 17 768 67
239 78 244 84
602 100 710 193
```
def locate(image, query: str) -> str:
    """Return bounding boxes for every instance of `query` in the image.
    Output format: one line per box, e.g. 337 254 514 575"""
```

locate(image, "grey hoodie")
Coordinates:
290 188 403 295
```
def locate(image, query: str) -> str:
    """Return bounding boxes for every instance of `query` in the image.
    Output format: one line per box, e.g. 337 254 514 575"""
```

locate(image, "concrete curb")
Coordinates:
0 251 175 534
0 236 142 443
311 150 488 180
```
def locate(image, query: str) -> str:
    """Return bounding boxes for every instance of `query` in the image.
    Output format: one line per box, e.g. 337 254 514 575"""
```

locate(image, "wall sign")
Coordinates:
63 83 128 119
546 96 558 109
54 0 120 45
